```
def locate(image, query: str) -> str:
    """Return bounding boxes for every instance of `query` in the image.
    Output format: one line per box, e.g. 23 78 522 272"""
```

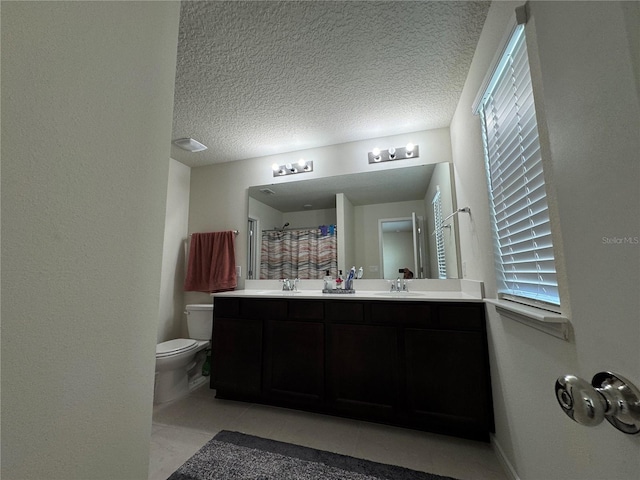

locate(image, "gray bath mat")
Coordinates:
167 430 460 480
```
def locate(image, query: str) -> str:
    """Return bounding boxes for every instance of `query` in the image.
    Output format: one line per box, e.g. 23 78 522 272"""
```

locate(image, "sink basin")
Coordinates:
253 290 301 295
373 291 427 297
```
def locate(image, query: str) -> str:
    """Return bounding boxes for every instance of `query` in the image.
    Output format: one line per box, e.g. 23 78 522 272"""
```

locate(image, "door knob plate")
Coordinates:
591 372 640 434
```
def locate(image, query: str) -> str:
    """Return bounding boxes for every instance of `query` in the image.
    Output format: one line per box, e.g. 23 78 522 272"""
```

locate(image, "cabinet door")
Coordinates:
327 323 399 419
404 328 491 440
263 319 324 405
211 317 262 398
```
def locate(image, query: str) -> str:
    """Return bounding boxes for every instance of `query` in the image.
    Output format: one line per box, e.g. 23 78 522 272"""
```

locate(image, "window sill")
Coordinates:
485 298 571 341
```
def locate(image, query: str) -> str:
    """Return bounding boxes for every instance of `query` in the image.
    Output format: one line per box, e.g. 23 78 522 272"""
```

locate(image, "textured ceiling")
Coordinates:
171 1 490 167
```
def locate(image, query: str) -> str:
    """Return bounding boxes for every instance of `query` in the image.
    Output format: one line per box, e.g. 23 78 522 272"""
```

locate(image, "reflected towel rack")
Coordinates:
262 226 335 233
442 207 471 223
189 230 239 236
431 207 470 236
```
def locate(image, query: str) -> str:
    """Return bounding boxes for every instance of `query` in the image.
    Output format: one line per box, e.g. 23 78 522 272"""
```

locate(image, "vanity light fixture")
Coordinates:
368 143 419 164
406 143 415 157
173 137 208 152
272 159 314 177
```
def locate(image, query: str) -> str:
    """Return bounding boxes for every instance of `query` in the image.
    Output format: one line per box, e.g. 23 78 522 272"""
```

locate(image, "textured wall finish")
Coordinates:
1 2 180 478
158 159 192 343
171 1 490 166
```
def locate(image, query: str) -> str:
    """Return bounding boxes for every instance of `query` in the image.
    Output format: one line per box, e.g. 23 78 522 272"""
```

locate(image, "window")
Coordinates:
475 19 560 309
432 189 447 280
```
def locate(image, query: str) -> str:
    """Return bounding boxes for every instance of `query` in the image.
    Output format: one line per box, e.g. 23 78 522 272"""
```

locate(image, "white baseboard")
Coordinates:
188 374 209 391
491 434 521 480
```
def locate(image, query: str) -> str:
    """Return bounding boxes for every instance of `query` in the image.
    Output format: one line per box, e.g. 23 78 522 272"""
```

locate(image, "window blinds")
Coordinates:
478 25 560 307
432 190 447 280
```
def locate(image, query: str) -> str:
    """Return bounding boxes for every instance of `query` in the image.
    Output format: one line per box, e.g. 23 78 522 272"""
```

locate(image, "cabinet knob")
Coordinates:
555 372 640 434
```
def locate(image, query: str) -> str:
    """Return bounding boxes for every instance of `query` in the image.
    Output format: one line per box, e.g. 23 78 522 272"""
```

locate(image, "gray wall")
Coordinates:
1 2 180 478
451 1 640 479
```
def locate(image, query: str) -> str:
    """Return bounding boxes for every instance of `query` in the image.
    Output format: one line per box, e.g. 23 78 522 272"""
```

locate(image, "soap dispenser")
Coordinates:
323 270 334 290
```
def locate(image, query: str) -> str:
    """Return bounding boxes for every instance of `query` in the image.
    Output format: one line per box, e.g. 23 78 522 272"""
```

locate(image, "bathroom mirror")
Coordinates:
247 163 461 280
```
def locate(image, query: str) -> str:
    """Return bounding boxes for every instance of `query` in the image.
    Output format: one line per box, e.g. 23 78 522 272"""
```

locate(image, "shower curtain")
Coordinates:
260 228 337 279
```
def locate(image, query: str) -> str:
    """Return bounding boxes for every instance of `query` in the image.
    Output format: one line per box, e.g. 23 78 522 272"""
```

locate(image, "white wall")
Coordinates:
158 159 192 342
1 2 180 479
283 208 337 229
381 231 414 279
354 200 426 278
450 2 640 479
336 193 356 273
248 196 283 279
425 162 459 279
249 196 284 234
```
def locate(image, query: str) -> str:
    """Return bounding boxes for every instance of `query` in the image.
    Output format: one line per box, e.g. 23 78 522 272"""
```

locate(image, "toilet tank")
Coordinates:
185 304 213 340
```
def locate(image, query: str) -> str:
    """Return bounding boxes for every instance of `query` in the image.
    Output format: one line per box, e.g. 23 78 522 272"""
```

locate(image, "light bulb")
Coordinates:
298 158 306 167
272 163 280 172
405 143 415 157
388 147 396 159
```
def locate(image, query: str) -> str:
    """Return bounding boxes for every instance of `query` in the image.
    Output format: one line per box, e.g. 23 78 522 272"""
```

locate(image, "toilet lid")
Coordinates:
156 338 198 357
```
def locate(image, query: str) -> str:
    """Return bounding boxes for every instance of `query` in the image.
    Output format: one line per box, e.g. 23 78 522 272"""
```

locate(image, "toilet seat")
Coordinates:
156 338 198 358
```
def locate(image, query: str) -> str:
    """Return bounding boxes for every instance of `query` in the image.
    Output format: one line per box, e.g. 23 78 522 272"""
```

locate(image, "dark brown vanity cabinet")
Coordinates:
325 301 400 420
327 323 400 419
402 304 493 439
212 296 493 441
211 324 262 397
263 301 325 406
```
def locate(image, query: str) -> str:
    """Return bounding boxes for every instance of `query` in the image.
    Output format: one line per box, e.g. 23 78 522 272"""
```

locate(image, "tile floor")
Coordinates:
149 385 508 480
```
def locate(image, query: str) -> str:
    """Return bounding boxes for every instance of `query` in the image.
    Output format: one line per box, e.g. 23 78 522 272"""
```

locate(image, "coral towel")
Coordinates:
184 231 237 293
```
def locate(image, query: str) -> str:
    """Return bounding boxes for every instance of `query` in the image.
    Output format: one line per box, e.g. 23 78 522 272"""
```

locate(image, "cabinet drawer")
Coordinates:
325 301 364 322
289 300 324 320
240 298 287 319
436 304 484 330
371 302 432 324
214 297 239 317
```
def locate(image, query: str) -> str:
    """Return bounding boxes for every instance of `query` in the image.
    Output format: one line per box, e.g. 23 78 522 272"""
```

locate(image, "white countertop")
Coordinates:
212 279 484 302
212 289 483 302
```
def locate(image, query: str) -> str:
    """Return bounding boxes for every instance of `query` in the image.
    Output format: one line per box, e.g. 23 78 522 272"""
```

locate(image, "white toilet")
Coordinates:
154 303 213 404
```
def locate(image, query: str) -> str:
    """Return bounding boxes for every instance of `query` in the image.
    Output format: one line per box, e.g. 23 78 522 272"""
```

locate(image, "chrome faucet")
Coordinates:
390 277 408 293
281 278 299 291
